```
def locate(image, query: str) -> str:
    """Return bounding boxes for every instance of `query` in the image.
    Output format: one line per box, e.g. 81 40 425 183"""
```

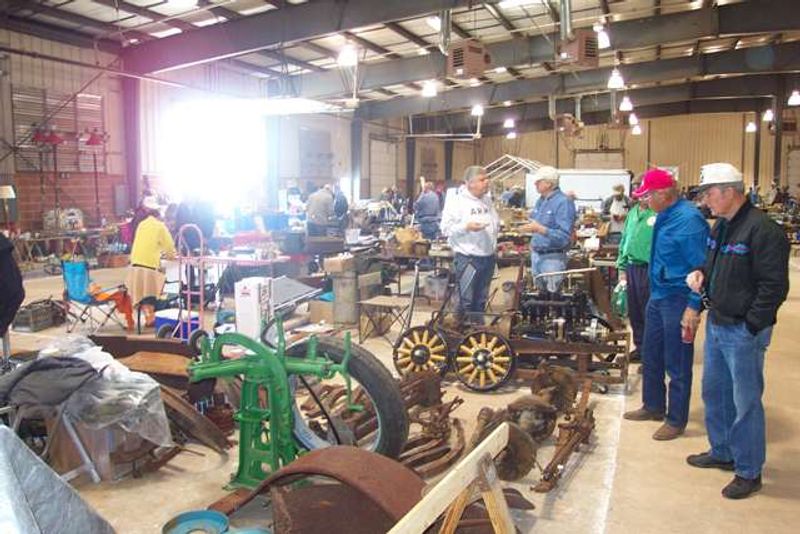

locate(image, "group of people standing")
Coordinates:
441 162 790 500
619 165 789 500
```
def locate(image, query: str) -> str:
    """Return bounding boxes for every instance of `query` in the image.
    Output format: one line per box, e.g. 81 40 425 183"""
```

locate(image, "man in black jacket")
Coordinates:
684 163 789 500
1 233 25 365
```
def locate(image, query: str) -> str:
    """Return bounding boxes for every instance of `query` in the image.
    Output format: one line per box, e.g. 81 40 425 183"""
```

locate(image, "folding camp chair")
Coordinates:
62 260 129 333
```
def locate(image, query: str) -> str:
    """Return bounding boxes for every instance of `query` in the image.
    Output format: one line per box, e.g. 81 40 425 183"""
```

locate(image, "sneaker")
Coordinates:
623 406 664 421
652 423 685 441
722 475 762 499
686 452 734 471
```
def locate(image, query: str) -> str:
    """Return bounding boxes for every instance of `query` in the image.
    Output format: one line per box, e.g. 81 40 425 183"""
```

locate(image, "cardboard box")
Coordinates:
324 254 355 274
309 300 335 324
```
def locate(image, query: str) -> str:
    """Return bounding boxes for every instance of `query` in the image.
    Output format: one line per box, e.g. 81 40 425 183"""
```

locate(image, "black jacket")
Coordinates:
701 200 789 334
0 234 25 337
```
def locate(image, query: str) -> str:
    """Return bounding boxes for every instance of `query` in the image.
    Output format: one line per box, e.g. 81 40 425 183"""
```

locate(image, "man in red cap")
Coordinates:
623 168 709 441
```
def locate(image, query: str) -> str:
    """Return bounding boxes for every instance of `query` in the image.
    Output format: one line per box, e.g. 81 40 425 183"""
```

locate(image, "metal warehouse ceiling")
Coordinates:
2 0 799 126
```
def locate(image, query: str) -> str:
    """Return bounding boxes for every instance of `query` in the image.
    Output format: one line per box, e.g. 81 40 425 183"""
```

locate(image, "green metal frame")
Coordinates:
188 320 357 489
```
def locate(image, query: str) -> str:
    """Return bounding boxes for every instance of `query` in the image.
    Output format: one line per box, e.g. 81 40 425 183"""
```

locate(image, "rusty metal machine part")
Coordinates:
534 379 596 493
506 392 559 442
401 398 466 478
469 407 537 482
453 331 516 392
160 386 233 454
393 326 449 377
527 363 579 414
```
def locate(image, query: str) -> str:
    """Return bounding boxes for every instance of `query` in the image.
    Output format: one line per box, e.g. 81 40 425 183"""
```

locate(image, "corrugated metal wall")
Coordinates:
0 29 125 176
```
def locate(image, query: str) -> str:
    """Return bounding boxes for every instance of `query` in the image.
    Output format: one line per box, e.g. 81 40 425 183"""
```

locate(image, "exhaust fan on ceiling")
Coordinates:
556 29 599 70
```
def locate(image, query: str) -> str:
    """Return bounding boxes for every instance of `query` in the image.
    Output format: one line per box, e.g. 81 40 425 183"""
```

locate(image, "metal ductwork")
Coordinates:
439 10 452 55
560 0 574 41
575 96 582 122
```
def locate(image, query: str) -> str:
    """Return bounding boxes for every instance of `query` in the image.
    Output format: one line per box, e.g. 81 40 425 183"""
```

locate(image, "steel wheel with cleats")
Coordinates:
453 330 516 392
393 326 449 376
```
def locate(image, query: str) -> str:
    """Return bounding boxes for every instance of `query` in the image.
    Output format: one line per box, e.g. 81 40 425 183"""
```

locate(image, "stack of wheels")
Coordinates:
392 326 449 376
453 330 516 392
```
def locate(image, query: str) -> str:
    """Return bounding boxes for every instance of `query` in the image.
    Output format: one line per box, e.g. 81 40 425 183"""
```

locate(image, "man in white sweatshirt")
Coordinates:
440 166 500 323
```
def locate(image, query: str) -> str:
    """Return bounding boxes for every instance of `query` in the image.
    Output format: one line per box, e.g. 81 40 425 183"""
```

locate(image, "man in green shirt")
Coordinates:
616 188 656 362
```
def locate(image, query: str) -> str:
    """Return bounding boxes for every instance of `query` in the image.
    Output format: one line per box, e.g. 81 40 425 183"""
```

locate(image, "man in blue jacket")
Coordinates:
623 168 709 441
520 166 576 292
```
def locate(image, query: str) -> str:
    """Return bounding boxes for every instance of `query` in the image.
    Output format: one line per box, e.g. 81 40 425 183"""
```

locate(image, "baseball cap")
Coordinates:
632 168 676 198
142 195 160 211
697 163 743 193
534 166 559 184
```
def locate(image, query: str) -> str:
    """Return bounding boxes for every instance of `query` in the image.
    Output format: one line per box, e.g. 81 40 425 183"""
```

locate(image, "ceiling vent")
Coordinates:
557 29 599 70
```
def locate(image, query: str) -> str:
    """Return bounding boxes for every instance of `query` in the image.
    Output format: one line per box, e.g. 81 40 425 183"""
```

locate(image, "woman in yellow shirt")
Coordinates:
125 196 175 323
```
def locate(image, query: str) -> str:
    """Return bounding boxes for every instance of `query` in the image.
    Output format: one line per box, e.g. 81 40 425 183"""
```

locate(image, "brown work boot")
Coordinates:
653 423 685 441
623 406 664 421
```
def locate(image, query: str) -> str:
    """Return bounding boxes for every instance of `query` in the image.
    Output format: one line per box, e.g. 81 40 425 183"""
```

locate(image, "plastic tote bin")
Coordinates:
154 309 200 340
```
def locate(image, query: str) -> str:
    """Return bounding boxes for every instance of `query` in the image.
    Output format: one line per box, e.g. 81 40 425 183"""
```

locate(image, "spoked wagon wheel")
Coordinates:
393 326 449 376
453 330 516 392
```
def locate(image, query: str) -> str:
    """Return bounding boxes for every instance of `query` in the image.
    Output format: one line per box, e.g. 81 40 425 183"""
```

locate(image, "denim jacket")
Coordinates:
529 188 576 252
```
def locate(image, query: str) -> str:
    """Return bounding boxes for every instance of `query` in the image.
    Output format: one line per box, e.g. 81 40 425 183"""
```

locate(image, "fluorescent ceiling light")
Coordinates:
471 104 484 117
337 44 358 67
426 16 441 32
494 66 507 73
619 95 633 112
506 131 518 140
607 68 625 90
745 121 757 133
417 47 430 56
762 109 774 122
421 80 437 98
503 118 515 129
631 124 642 136
628 112 639 126
503 100 513 107
788 90 800 106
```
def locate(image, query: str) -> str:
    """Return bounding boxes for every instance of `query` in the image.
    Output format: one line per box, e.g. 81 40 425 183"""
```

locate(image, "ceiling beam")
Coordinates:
384 21 433 50
92 0 195 32
483 3 515 33
121 0 499 74
270 0 799 99
0 15 122 53
358 40 800 119
410 75 782 135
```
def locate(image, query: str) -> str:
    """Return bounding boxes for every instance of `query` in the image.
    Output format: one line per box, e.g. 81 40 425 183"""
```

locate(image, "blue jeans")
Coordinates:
703 320 772 479
642 293 694 428
419 218 439 240
530 251 567 292
454 253 495 323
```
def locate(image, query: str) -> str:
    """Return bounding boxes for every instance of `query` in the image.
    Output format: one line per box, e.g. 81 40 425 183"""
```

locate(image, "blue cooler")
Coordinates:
154 309 200 341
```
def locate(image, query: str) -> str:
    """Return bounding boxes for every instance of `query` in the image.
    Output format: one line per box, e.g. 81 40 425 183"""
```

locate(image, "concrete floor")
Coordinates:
8 265 800 533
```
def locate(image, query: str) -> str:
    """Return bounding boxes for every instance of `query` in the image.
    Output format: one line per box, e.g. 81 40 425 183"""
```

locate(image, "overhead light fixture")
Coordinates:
494 66 507 74
788 90 800 106
593 21 611 50
619 95 633 112
498 0 538 8
607 68 625 90
506 131 517 140
470 104 484 117
745 121 757 133
762 109 774 122
628 112 639 126
503 100 513 107
426 16 441 32
470 78 481 87
503 118 515 129
169 0 197 8
421 80 437 98
631 124 642 136
337 44 358 67
417 47 430 56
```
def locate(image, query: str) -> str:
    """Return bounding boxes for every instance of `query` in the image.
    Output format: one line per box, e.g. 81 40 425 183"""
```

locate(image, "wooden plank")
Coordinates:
118 351 190 377
388 423 511 534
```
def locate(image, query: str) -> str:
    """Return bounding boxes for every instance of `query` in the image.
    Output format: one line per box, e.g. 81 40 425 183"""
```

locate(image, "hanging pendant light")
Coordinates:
470 104 484 117
628 112 639 126
503 118 515 129
745 121 757 133
607 68 625 90
619 95 633 112
631 124 642 136
337 44 358 67
788 90 800 106
421 80 437 98
762 109 774 122
506 131 517 140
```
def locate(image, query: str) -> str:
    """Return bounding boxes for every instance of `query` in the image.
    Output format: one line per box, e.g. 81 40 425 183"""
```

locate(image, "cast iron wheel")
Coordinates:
188 329 208 356
453 331 516 392
392 326 449 377
286 336 409 459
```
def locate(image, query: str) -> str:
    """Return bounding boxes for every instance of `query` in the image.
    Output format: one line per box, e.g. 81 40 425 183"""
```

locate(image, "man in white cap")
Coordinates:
519 166 577 292
685 163 789 500
440 166 500 323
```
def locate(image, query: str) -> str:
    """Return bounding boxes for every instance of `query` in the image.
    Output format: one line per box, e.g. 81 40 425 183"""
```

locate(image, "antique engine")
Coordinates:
514 287 609 343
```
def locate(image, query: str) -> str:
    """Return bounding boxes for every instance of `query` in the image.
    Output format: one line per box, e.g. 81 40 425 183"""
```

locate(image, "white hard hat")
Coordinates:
698 163 743 192
534 166 559 184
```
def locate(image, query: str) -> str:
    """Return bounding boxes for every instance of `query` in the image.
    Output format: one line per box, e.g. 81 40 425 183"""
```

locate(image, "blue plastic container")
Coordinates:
154 309 200 341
